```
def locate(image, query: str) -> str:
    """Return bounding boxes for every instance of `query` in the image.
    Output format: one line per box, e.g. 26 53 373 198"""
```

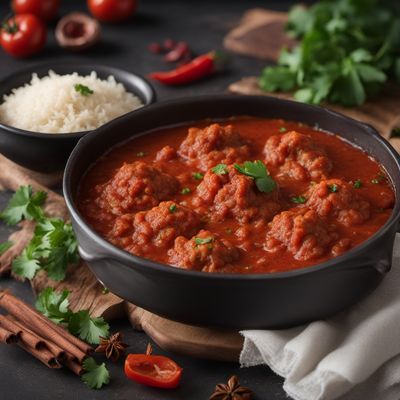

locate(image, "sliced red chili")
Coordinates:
124 344 182 389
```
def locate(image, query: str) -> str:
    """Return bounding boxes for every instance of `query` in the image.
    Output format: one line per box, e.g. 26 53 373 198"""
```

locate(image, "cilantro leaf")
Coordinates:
181 187 191 195
328 183 338 193
211 164 228 175
74 84 94 96
234 160 276 193
259 0 400 106
192 172 204 180
12 245 41 280
82 358 110 390
194 237 214 245
0 241 12 255
35 287 71 324
354 179 362 189
169 204 177 213
1 185 46 225
68 311 110 345
291 195 307 204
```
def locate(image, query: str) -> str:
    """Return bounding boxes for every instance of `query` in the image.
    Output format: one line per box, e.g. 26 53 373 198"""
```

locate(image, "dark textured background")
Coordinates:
0 1 304 399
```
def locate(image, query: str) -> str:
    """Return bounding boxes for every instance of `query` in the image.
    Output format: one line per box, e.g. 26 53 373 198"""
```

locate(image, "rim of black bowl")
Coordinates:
64 94 400 281
0 61 156 139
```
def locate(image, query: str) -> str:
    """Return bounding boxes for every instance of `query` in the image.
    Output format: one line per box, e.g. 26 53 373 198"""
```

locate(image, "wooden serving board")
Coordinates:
0 154 243 362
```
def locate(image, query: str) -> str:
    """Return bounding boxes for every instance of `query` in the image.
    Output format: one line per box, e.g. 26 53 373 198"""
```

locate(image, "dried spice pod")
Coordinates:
209 375 253 400
55 12 101 51
95 332 128 362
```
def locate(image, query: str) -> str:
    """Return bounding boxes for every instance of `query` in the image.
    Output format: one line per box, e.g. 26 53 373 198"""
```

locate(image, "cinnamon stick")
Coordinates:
0 315 45 349
0 325 18 344
64 354 85 376
18 341 61 369
0 291 92 361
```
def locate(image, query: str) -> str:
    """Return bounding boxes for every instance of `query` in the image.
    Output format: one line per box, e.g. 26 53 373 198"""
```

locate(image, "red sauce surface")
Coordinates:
78 117 395 274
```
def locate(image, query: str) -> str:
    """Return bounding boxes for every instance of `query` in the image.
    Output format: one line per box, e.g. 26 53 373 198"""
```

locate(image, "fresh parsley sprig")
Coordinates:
234 160 276 193
35 287 110 345
1 185 79 281
1 185 46 225
82 358 110 389
74 84 94 96
259 0 400 106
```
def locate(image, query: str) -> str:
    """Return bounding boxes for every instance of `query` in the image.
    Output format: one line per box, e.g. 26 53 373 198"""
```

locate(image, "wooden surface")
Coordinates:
224 8 296 61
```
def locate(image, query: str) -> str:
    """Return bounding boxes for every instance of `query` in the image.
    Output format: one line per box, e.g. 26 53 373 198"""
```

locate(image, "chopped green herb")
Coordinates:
82 358 110 390
102 287 110 295
291 195 307 204
2 185 79 282
192 172 204 180
328 183 338 193
1 185 46 225
259 0 400 106
234 160 276 193
354 179 362 189
279 127 287 133
194 237 214 245
136 151 145 157
36 287 109 345
12 217 79 281
74 84 94 96
211 163 228 175
0 241 12 255
181 187 191 195
169 204 177 213
226 228 233 234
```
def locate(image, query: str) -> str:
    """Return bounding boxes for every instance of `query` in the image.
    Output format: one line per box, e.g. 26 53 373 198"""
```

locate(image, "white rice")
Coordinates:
0 70 143 133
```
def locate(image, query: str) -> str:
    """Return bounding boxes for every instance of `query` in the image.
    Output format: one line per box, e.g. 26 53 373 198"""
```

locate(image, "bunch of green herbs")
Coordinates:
259 0 400 106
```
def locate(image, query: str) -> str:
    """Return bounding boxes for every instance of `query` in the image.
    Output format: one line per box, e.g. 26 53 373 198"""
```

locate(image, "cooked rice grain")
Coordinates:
0 71 143 133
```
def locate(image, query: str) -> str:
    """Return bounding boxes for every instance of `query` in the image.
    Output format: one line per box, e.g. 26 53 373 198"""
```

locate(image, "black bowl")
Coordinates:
64 95 400 329
0 62 156 173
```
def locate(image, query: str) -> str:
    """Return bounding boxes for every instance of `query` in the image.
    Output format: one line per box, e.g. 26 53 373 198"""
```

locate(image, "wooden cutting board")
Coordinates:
0 154 243 362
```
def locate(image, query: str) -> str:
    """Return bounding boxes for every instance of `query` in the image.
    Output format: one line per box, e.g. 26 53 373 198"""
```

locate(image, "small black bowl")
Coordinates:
64 95 400 329
0 62 156 173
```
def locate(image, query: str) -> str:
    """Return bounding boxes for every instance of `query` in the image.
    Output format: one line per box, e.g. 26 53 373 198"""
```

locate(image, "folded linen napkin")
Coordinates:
240 234 400 400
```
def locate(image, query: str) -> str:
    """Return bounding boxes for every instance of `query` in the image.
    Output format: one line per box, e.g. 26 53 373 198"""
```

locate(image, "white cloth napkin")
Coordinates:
240 234 400 400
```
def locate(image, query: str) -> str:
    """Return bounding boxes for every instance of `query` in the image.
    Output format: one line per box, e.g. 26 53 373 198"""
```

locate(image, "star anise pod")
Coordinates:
209 375 253 400
95 332 128 362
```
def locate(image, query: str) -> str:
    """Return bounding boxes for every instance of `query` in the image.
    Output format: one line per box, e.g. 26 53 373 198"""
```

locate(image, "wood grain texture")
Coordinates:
224 8 295 61
229 77 400 139
126 303 243 362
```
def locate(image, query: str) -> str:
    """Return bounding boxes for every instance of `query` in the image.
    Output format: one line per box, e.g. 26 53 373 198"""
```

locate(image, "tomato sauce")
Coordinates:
78 117 394 274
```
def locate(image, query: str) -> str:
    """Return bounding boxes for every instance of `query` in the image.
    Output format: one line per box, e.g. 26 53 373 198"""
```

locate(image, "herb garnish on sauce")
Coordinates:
74 84 94 96
195 237 214 245
354 179 362 188
328 183 338 193
291 195 306 204
212 164 228 175
234 160 276 193
192 172 204 180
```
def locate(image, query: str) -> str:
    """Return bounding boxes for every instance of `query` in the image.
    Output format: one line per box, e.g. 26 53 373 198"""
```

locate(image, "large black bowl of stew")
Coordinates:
63 95 400 329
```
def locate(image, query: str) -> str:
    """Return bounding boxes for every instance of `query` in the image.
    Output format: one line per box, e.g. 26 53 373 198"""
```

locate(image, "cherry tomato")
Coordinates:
1 14 47 58
124 345 182 389
11 0 60 21
87 0 138 22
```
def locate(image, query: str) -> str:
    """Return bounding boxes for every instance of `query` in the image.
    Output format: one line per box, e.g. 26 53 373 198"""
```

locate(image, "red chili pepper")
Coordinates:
124 344 182 389
149 51 221 85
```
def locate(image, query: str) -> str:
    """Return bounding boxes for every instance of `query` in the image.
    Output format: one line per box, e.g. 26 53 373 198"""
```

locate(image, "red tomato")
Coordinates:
1 14 47 58
87 0 138 22
124 352 182 389
11 0 60 21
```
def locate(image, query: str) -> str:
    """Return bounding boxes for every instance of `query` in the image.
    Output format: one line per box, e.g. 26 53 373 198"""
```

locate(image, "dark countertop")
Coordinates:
0 1 301 399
